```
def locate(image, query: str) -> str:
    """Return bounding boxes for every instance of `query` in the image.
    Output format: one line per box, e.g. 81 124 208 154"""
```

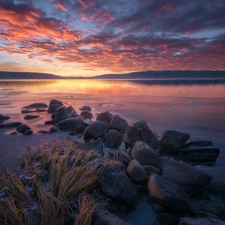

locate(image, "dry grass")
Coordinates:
75 194 98 225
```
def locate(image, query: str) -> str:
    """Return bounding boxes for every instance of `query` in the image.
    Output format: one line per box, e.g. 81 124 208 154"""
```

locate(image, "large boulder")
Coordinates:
23 103 47 108
104 129 123 148
148 174 190 213
109 114 128 132
179 217 225 225
96 111 113 124
56 117 83 131
124 120 160 153
157 157 212 195
91 210 129 225
47 99 63 113
177 141 220 165
84 121 108 139
16 124 33 135
54 106 70 122
100 170 141 208
67 106 77 115
131 141 158 165
127 159 148 183
159 130 190 156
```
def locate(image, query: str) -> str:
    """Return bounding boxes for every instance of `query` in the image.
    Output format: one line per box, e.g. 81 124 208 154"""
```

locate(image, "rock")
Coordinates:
197 200 225 217
127 159 148 183
74 124 84 134
44 120 56 125
0 114 10 122
83 119 93 127
157 156 212 195
85 137 104 155
54 106 70 122
103 160 126 173
100 170 141 208
177 141 220 165
143 165 161 175
207 180 225 197
84 121 108 139
109 114 128 132
56 117 83 131
96 111 113 124
10 132 17 135
119 150 132 167
80 110 93 119
124 120 160 153
159 130 190 155
154 213 180 225
67 105 76 114
91 210 129 225
179 217 225 225
49 126 58 133
0 122 22 128
38 130 50 134
21 109 46 113
23 103 47 108
16 123 32 135
104 129 123 148
79 105 92 111
24 115 39 120
47 99 63 113
131 141 158 165
148 174 190 213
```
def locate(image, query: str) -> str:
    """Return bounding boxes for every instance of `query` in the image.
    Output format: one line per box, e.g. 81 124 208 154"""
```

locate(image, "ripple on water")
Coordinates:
100 103 116 108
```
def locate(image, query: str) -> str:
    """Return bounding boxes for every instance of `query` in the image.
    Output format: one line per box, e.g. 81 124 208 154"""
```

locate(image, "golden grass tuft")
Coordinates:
75 193 98 225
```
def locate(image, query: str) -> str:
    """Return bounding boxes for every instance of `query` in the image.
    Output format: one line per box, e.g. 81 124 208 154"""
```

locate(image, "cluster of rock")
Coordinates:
0 99 224 225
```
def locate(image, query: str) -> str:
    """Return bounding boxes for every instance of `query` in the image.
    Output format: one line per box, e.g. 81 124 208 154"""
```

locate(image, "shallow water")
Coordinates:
0 79 225 178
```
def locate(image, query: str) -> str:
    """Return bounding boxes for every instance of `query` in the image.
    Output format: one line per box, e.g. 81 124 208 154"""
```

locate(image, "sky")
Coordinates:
0 0 225 77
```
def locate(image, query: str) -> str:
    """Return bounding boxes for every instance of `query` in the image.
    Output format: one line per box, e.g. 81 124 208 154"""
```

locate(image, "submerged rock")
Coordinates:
16 123 33 135
21 109 46 113
148 174 190 213
177 141 220 165
24 115 39 120
157 156 212 195
159 130 190 156
0 122 22 128
0 114 10 123
23 103 47 108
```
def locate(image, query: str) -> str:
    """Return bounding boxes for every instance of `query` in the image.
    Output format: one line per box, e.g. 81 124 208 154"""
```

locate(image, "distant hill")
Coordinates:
95 70 225 79
0 71 62 79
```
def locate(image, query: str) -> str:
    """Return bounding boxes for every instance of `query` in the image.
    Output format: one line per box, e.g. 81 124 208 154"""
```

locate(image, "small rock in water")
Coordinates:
0 122 22 128
79 105 92 111
23 103 48 108
0 114 11 122
24 115 39 120
80 110 93 119
16 123 33 135
10 131 18 135
44 120 56 125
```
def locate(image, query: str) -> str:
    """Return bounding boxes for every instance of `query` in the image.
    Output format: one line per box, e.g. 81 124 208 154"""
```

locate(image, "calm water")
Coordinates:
0 79 225 178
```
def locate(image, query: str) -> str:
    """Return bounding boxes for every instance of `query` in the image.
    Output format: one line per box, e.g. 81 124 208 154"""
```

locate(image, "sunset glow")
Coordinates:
0 0 225 76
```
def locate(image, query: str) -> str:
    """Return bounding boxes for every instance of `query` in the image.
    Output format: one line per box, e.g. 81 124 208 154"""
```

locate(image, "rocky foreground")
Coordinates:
0 99 225 225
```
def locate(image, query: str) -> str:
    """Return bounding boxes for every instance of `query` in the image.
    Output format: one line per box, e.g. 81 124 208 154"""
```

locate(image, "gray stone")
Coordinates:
16 124 32 134
157 156 212 195
85 137 104 155
124 120 160 153
84 121 108 139
91 210 129 225
207 180 225 197
104 129 123 148
127 159 148 183
143 165 161 175
96 111 113 124
177 141 220 165
79 105 92 111
67 105 76 114
119 150 132 167
80 110 93 119
74 124 84 134
24 115 39 120
49 126 58 133
47 99 63 113
159 130 190 155
100 171 141 208
54 106 70 122
131 141 158 165
148 174 190 213
179 217 225 225
56 117 83 131
23 103 47 108
0 122 22 128
109 114 128 132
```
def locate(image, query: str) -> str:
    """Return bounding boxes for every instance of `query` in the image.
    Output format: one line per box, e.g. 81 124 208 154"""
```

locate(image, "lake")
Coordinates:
0 79 225 178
